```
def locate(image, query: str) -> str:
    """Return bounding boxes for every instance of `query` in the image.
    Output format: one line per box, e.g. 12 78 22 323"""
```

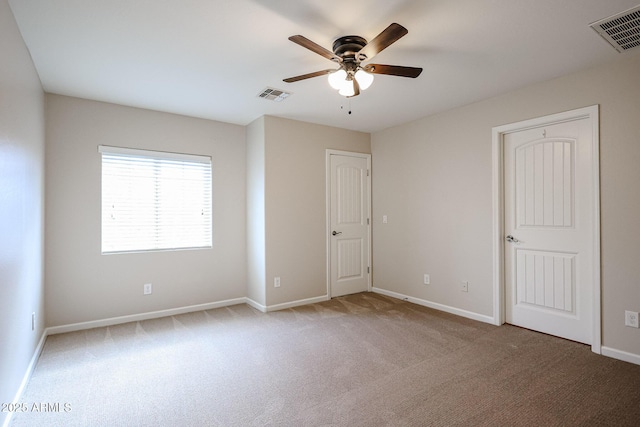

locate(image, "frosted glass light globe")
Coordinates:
338 80 355 97
328 69 348 90
354 69 374 90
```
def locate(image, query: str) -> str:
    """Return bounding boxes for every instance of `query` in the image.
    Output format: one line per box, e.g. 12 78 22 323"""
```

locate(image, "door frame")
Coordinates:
491 105 601 353
325 149 372 298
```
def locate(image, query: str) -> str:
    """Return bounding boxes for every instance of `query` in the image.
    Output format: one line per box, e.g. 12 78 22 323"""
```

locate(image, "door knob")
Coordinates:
506 235 520 243
332 231 342 236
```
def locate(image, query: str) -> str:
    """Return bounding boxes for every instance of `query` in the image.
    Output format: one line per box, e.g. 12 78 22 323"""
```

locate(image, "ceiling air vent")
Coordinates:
590 5 640 53
257 87 291 102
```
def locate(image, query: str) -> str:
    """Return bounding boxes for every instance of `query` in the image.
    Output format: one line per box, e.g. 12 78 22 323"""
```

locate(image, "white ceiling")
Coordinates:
8 0 640 133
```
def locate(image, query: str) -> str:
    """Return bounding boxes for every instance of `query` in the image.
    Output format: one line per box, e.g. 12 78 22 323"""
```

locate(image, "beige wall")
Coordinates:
263 116 371 307
372 53 640 357
0 0 45 423
45 95 247 326
246 116 266 306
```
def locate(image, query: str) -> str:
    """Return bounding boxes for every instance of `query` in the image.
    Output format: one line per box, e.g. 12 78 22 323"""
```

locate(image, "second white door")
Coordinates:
329 153 370 297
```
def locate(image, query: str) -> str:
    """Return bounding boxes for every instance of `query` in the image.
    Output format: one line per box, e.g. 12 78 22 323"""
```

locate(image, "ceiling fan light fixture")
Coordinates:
328 69 347 90
286 23 420 97
338 79 355 97
354 69 374 90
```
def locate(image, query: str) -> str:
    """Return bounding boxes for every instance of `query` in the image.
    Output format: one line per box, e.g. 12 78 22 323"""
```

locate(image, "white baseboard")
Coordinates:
245 298 267 313
247 295 329 312
46 294 331 335
3 329 48 427
372 287 495 324
265 295 329 312
47 297 247 335
601 346 640 366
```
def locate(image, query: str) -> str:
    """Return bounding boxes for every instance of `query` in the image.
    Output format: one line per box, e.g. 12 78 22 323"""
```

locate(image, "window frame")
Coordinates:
99 145 213 254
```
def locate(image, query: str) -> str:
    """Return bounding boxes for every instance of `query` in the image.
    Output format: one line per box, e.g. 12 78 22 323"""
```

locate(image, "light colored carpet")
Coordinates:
10 292 640 426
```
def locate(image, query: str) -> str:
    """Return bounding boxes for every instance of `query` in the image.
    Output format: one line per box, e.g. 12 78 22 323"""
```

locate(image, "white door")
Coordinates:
504 115 596 344
329 153 370 297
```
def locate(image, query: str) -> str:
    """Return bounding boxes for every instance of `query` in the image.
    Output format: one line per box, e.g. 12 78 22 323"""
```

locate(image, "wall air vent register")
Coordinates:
258 87 291 102
590 5 640 53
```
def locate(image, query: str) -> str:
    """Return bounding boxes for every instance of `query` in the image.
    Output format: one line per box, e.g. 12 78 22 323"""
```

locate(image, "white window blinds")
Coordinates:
99 145 212 254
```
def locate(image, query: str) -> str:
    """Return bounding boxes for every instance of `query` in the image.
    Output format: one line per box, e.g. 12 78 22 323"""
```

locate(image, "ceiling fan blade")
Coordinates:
358 23 408 60
288 35 342 63
283 69 336 83
363 64 423 78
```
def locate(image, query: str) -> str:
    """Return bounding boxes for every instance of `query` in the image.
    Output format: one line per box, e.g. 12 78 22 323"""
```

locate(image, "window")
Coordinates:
99 145 212 253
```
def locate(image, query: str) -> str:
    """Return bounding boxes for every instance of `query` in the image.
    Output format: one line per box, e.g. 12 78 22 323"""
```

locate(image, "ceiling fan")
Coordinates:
283 23 422 97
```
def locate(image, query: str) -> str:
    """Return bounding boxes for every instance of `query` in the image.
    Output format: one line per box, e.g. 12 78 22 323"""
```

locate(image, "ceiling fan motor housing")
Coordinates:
333 36 368 62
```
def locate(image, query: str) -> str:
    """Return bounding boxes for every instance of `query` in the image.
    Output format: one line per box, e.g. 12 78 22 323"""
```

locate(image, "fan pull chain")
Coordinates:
340 98 353 115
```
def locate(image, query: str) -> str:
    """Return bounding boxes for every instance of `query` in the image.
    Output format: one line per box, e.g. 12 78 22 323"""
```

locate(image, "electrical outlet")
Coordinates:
143 283 153 295
274 277 281 288
461 281 469 292
423 274 430 285
625 310 639 328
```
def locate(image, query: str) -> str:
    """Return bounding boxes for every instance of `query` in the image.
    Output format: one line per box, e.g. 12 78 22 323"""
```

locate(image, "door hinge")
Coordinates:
367 266 370 274
367 169 370 177
367 218 370 225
